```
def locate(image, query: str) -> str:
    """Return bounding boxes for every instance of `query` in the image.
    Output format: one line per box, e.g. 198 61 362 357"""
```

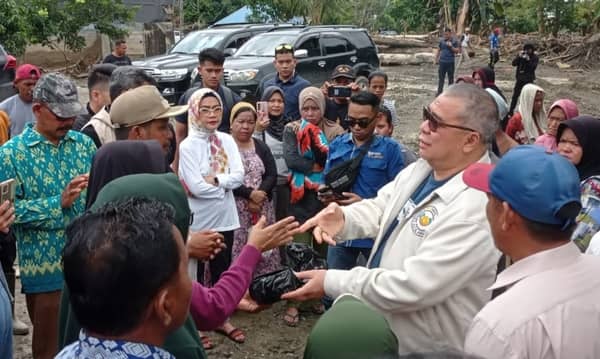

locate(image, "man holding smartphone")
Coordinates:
322 65 360 130
0 73 96 358
318 92 405 308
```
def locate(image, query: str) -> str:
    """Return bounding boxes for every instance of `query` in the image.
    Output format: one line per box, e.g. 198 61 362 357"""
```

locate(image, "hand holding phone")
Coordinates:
256 101 270 130
0 179 16 204
328 86 352 98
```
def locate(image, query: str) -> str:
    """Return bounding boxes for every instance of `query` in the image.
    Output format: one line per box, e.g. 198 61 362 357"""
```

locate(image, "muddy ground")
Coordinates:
12 48 600 358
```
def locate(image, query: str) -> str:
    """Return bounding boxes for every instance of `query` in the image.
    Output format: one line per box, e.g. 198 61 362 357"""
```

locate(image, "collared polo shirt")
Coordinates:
0 124 95 293
324 133 405 247
465 242 600 359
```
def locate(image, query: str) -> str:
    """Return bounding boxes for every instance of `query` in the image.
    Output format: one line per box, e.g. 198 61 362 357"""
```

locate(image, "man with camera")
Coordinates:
317 91 405 307
321 64 360 130
508 43 539 115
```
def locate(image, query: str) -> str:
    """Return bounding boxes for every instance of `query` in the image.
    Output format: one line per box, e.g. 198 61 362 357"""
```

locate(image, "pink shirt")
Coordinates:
189 245 261 330
465 242 600 359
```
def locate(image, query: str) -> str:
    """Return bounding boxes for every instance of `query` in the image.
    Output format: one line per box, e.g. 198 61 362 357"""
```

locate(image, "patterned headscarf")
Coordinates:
187 88 228 174
187 88 224 135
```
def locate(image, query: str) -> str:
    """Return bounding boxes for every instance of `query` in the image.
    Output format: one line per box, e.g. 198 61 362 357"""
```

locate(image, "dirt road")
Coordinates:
12 49 600 358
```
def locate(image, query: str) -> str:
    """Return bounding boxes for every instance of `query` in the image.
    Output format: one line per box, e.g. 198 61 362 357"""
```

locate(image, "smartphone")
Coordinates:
317 186 347 200
328 86 352 98
0 179 16 204
256 101 269 121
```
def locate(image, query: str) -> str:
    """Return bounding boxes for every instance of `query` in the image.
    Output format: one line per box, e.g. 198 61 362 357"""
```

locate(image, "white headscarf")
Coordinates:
517 83 546 143
187 88 224 137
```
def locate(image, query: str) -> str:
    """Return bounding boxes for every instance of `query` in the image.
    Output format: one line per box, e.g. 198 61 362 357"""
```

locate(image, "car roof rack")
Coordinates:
208 23 277 29
300 25 358 32
266 24 306 32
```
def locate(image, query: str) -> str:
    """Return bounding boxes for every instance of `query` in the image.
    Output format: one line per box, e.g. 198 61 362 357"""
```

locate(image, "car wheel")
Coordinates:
355 76 369 91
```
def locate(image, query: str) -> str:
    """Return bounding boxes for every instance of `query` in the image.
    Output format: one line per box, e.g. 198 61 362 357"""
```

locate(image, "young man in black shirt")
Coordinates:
508 43 539 116
102 40 132 67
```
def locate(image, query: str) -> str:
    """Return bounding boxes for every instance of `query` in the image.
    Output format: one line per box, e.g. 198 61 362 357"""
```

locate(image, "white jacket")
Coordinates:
178 130 243 232
324 153 500 354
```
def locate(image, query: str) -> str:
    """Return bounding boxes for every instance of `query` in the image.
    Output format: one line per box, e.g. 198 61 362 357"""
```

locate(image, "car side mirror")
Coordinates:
224 48 237 57
294 49 308 58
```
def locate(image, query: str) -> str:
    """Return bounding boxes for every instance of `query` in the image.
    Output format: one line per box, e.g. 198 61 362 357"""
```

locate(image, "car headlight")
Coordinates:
156 68 189 81
228 69 259 82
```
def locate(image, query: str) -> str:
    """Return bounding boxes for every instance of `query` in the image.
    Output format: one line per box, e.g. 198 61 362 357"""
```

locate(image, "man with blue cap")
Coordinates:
463 145 600 359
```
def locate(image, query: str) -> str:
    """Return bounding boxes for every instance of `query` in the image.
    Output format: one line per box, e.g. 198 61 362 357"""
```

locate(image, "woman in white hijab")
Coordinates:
178 88 246 345
505 83 546 144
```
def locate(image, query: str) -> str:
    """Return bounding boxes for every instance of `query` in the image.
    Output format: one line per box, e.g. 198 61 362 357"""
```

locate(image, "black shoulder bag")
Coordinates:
325 137 374 194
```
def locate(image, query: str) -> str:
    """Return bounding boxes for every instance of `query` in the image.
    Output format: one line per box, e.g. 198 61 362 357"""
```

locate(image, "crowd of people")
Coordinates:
0 35 599 359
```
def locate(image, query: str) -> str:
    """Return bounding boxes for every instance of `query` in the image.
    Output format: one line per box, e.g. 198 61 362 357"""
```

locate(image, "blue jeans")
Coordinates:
323 245 372 309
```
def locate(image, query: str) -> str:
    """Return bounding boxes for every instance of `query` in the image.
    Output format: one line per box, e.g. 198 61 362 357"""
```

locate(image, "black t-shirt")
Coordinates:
102 54 132 67
324 99 350 130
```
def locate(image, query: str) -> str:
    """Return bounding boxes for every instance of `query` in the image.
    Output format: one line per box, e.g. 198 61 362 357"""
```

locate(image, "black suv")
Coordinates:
0 44 17 102
133 24 282 103
222 26 380 98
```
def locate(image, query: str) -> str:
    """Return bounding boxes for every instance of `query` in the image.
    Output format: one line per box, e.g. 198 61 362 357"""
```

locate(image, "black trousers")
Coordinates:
200 230 234 286
489 50 500 68
509 78 534 115
437 61 455 96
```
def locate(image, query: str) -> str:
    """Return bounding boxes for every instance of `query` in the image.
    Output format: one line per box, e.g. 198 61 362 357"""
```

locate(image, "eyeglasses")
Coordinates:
275 44 294 53
422 106 477 133
346 116 374 129
197 106 223 115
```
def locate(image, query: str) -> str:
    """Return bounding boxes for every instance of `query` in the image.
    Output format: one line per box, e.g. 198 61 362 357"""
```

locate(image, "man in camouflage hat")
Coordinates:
0 73 96 358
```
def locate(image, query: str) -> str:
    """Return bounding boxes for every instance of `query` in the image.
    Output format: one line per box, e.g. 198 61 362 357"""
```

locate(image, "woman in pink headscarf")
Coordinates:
535 99 579 151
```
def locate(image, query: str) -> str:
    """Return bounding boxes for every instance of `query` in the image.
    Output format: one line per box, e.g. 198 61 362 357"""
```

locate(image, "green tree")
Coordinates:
0 0 30 55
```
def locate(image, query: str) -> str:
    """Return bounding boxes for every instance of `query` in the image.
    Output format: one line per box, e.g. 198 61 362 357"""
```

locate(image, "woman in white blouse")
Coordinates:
178 88 246 344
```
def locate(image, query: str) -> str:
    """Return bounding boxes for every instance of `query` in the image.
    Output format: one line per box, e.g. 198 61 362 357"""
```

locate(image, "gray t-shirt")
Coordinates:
0 95 35 137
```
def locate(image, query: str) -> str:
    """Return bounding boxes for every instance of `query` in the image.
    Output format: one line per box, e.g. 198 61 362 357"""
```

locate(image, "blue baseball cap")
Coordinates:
463 145 582 227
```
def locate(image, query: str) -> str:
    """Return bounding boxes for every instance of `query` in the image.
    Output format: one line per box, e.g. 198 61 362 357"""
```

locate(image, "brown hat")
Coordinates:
331 64 355 80
111 85 188 128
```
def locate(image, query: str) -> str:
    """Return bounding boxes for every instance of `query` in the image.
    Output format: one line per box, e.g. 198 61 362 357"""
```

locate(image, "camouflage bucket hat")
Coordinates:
33 73 83 118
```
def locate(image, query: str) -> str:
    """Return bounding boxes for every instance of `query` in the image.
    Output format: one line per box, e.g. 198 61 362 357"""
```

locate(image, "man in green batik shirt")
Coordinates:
0 73 95 359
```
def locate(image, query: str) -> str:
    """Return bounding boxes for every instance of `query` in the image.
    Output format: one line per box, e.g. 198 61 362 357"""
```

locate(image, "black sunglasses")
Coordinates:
346 116 374 129
422 106 476 133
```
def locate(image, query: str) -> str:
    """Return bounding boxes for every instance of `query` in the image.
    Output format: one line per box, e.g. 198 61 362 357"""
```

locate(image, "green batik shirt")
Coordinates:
0 124 95 293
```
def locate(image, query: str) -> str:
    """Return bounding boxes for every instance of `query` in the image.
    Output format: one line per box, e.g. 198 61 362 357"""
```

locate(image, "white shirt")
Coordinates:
324 154 499 354
0 95 35 137
465 242 600 359
178 130 243 232
461 33 470 48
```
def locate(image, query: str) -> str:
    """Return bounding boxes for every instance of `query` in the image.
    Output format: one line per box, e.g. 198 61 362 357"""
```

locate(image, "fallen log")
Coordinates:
379 52 435 66
372 36 430 49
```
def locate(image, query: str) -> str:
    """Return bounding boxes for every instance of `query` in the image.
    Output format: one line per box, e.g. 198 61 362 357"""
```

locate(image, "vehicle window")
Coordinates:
296 37 321 57
235 34 297 57
322 37 350 55
348 31 374 49
170 31 228 55
226 34 252 50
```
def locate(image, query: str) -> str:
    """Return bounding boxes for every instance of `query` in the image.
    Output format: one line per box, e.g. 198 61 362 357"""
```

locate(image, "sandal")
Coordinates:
215 327 246 343
200 334 214 350
283 308 300 327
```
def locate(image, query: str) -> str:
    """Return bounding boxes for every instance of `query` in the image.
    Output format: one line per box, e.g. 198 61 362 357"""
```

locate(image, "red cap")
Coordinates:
14 64 41 84
494 28 500 35
462 163 495 193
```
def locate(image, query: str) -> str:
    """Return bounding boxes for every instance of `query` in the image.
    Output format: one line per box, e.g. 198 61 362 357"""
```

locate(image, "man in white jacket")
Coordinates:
283 83 501 354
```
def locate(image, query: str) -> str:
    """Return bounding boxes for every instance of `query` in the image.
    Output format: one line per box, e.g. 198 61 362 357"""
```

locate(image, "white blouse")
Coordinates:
178 130 244 232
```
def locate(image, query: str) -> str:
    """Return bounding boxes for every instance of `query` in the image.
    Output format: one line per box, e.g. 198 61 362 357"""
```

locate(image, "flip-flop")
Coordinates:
283 310 300 327
200 335 214 350
215 327 246 343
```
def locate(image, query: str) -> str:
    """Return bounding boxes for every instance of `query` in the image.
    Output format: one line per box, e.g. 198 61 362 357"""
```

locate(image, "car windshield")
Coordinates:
169 31 227 54
235 34 297 57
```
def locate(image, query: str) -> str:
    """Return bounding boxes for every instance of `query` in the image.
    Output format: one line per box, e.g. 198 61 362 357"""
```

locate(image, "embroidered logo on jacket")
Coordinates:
411 206 438 237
